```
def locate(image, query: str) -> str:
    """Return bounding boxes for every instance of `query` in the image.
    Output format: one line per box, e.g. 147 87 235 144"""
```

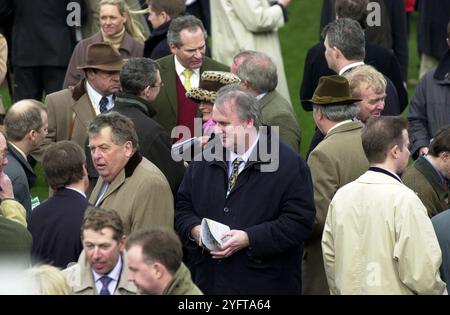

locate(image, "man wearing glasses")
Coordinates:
112 57 185 198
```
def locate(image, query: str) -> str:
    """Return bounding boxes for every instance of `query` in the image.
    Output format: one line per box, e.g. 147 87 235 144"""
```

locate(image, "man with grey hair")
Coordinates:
88 112 174 235
152 15 228 138
303 75 369 295
233 50 301 151
4 99 48 218
176 85 315 294
112 57 185 198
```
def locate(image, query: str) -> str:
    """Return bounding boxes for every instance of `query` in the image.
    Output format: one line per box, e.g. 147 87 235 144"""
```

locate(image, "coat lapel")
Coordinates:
71 94 96 143
160 56 178 119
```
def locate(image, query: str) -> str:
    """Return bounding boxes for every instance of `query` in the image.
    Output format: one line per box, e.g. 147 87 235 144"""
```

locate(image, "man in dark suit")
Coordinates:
319 0 408 82
0 0 83 101
28 141 89 269
4 99 48 219
301 1 407 114
113 57 185 198
153 15 228 139
176 85 315 294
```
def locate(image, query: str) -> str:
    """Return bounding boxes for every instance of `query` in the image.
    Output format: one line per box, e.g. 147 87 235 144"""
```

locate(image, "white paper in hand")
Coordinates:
200 218 231 251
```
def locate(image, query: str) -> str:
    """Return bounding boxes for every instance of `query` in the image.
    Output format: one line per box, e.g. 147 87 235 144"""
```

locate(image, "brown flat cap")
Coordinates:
77 42 124 71
306 75 361 105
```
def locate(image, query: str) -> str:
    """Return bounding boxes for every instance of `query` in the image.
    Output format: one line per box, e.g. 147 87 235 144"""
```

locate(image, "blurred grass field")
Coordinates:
0 1 420 202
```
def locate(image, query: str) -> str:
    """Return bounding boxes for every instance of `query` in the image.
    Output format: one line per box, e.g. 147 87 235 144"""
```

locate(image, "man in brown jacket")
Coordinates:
88 112 174 236
31 42 123 195
303 75 369 294
403 126 450 217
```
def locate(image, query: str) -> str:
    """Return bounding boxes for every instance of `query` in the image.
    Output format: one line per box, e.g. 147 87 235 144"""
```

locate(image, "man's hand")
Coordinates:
419 147 429 156
0 172 14 200
191 225 201 246
210 230 250 259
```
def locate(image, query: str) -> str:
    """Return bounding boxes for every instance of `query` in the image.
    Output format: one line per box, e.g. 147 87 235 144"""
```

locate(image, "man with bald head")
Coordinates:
4 99 48 219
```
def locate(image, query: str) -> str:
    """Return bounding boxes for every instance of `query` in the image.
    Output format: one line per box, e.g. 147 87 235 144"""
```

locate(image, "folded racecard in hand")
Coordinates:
200 218 231 251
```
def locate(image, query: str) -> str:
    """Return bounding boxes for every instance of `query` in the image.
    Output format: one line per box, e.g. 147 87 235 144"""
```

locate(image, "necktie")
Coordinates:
227 158 244 196
182 68 193 90
99 276 113 295
99 96 109 113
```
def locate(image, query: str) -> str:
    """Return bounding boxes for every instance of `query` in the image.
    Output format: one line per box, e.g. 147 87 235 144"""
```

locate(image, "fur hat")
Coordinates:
186 71 241 103
305 75 361 105
77 42 124 71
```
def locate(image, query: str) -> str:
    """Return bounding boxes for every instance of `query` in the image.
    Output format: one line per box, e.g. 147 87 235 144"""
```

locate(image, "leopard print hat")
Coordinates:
186 71 241 104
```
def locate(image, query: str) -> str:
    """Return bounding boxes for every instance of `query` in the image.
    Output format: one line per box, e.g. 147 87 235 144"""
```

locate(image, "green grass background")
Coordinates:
0 1 420 201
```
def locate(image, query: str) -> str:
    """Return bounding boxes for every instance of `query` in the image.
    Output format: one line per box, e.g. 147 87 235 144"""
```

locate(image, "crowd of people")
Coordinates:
0 0 448 296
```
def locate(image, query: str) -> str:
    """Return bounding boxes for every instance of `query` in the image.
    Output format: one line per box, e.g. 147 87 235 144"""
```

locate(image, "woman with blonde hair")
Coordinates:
27 265 71 295
63 0 145 88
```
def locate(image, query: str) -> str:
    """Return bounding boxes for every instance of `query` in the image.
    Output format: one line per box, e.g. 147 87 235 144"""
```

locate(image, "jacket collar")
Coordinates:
434 49 450 83
98 152 143 203
414 156 448 200
324 120 364 140
207 126 276 172
72 250 136 294
7 142 35 175
72 79 88 101
114 92 157 118
151 20 171 38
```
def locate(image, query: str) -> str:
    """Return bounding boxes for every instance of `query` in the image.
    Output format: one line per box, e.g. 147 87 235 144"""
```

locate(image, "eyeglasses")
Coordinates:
151 82 164 88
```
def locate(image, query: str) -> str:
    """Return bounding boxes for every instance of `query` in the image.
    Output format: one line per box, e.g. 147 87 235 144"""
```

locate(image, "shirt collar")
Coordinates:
65 186 87 198
256 92 267 101
228 132 260 164
327 119 353 134
8 142 27 160
339 61 365 75
92 254 122 283
174 56 200 83
85 81 114 114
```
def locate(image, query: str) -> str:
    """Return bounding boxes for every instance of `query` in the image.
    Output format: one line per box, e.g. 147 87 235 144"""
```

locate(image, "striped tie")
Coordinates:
227 158 243 197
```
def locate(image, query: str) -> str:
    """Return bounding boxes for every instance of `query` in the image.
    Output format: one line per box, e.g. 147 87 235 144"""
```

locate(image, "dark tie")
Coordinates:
99 96 109 113
227 158 243 197
99 276 112 295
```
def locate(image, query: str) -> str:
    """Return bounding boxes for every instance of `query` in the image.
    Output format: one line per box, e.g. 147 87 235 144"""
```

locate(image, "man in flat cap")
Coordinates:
302 75 369 295
31 42 124 195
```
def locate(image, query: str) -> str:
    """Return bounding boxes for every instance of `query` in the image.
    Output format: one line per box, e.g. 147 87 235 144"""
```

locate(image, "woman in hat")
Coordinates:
186 70 241 137
63 0 145 88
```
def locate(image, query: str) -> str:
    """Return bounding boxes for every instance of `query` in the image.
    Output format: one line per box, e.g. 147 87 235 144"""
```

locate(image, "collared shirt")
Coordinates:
92 254 122 295
65 186 87 198
339 61 365 75
95 182 109 207
327 119 353 134
174 55 200 89
256 92 267 101
8 142 27 160
423 155 447 185
86 81 114 115
228 132 260 177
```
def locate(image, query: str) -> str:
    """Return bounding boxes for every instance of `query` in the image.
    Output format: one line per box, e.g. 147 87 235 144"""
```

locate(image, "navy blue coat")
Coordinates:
144 20 172 60
28 188 89 268
175 129 315 294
